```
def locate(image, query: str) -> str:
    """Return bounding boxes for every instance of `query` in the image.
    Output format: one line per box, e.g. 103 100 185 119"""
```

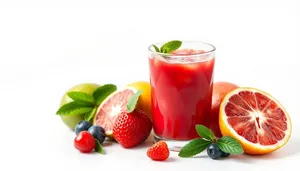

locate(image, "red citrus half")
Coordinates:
219 87 292 154
94 87 136 138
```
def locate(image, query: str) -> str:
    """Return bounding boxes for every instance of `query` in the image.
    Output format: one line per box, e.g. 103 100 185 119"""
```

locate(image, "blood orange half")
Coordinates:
94 87 136 138
219 87 292 154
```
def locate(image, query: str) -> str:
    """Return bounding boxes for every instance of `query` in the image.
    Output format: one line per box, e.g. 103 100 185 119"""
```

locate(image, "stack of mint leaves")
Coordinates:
179 125 244 158
56 84 117 122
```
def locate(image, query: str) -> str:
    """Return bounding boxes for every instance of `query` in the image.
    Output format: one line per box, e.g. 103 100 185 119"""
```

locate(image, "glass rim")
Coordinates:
148 41 216 58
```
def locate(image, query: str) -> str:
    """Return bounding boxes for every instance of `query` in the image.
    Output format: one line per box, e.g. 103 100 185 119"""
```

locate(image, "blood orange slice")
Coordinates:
219 87 292 154
94 87 136 138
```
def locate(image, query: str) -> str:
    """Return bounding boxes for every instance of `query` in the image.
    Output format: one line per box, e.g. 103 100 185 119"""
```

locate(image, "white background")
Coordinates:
0 0 299 170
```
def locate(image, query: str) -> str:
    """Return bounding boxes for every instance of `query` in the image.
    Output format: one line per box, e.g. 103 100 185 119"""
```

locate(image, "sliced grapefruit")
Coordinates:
94 87 136 138
219 87 292 154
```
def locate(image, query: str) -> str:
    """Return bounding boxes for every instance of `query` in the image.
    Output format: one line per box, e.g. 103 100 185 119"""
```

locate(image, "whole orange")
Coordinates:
210 81 238 137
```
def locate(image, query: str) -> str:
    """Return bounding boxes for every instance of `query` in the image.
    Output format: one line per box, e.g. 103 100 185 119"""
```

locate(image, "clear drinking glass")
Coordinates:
148 41 216 150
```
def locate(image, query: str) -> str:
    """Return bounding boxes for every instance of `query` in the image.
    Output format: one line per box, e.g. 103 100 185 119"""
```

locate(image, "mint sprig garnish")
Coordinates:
196 125 215 141
84 107 98 122
93 84 117 105
56 101 93 116
153 44 160 52
178 138 211 158
94 139 105 154
153 40 182 54
179 124 244 158
56 84 117 121
127 90 143 113
67 92 95 105
216 136 244 155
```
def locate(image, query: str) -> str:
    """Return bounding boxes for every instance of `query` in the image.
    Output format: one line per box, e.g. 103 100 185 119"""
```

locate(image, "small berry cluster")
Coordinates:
74 121 106 153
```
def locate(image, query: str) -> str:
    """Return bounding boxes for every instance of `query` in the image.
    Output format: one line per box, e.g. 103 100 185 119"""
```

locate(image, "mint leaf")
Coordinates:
153 44 160 52
67 92 95 105
93 84 117 105
178 138 211 158
95 139 105 154
127 90 143 113
195 125 215 141
216 136 244 155
160 40 182 53
56 101 93 116
84 107 97 121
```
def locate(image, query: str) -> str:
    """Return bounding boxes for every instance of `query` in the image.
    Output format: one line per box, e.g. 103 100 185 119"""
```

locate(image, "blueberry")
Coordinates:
88 126 106 144
221 151 230 157
207 144 222 159
75 120 92 135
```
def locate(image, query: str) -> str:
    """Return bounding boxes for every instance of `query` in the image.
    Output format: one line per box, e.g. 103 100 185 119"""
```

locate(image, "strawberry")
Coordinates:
147 141 170 161
113 110 152 148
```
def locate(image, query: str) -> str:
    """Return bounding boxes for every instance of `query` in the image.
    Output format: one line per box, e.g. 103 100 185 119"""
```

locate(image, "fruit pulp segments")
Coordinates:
149 50 215 140
225 91 288 145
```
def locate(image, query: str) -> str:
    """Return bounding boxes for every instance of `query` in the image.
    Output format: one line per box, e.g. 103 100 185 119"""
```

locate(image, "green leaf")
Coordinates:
84 107 97 121
127 90 143 113
216 136 244 155
195 125 215 141
153 44 160 52
67 92 95 105
95 139 105 154
160 40 182 53
93 84 117 105
56 101 93 116
178 138 211 158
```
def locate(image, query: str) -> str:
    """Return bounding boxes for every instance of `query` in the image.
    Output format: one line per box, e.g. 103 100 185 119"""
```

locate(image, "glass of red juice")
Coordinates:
148 41 216 149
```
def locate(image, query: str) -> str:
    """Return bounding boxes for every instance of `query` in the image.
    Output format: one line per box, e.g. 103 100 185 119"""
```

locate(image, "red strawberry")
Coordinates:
147 141 170 161
113 110 152 148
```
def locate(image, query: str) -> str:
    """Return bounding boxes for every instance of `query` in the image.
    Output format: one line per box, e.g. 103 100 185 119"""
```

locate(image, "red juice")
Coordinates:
149 47 215 141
